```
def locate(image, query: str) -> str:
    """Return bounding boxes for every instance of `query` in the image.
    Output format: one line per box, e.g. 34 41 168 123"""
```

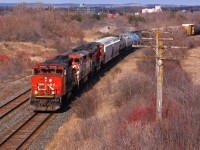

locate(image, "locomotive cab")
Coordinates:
68 51 91 86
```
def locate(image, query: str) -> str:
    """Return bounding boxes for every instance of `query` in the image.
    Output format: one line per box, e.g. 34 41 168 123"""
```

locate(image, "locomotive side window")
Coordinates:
56 69 63 75
34 68 40 75
82 56 86 63
83 56 86 60
74 58 79 63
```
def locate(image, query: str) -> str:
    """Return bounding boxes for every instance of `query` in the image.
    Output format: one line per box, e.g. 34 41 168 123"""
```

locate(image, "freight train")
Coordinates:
30 33 141 111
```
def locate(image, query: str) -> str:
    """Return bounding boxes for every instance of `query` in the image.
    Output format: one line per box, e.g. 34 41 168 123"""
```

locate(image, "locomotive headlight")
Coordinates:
34 91 38 95
52 91 55 95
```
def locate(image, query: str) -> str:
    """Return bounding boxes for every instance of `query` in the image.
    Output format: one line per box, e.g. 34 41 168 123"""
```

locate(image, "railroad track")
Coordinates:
0 112 55 149
0 89 31 120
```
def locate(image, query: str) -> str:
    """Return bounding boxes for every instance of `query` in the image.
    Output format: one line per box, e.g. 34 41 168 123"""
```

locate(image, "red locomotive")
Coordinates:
30 35 137 111
30 55 76 110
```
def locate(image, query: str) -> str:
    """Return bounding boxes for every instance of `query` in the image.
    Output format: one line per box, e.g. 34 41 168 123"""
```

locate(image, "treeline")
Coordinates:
1 4 200 80
0 3 111 52
1 4 200 50
0 8 84 52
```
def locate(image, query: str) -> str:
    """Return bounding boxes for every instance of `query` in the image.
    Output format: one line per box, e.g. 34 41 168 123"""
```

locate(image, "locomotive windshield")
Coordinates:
47 69 55 73
41 69 48 73
33 68 63 75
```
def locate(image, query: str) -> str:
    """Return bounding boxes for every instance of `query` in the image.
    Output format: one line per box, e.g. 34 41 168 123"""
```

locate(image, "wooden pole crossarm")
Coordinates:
142 30 153 33
133 44 156 48
159 31 173 34
133 55 186 60
133 56 157 59
164 45 188 49
142 37 155 40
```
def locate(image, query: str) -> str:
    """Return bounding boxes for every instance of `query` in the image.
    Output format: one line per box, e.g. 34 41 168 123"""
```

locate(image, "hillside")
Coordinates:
0 23 117 102
46 44 200 149
0 8 200 149
0 42 57 101
46 48 143 150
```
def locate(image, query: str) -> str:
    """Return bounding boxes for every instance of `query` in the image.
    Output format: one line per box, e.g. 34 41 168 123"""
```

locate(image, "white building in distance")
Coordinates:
142 6 162 14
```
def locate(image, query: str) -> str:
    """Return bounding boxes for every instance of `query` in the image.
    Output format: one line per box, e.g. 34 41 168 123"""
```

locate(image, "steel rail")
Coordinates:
0 113 53 149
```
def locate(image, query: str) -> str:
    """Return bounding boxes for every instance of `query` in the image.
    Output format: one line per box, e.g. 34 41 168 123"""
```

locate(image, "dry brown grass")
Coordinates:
0 42 57 80
180 47 200 85
47 31 200 150
0 42 57 56
83 29 102 42
47 45 200 149
0 42 58 101
46 48 156 149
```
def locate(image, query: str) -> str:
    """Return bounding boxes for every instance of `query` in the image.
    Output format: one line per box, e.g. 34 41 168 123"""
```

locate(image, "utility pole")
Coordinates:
132 28 187 121
156 30 164 120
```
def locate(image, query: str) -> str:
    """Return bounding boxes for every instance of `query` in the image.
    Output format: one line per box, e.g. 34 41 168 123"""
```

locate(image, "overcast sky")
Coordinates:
0 0 200 6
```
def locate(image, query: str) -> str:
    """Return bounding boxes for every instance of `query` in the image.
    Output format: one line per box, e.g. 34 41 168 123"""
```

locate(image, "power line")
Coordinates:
132 29 187 121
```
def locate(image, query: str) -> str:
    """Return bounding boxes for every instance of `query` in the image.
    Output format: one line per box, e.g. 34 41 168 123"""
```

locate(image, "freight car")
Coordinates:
129 31 142 45
95 36 121 64
30 35 135 111
119 34 134 50
182 24 200 35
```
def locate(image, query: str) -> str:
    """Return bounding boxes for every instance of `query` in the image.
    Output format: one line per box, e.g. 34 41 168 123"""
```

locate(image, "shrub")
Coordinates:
70 14 82 22
93 14 100 20
70 89 99 119
128 15 146 23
